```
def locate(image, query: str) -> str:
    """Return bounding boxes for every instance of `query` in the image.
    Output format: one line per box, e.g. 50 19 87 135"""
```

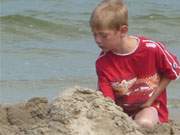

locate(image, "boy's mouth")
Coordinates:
102 48 109 52
99 46 108 51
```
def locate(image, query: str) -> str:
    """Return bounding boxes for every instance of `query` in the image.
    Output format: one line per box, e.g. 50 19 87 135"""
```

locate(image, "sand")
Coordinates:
0 87 180 135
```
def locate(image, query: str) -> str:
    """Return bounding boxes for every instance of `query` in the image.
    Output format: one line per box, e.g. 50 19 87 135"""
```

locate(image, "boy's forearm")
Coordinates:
149 76 171 104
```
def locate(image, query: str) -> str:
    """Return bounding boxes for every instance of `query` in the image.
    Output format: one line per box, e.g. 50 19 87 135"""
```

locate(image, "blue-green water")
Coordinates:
0 0 180 103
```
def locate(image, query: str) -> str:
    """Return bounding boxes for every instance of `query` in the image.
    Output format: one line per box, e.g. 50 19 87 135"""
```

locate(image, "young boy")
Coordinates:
89 0 180 128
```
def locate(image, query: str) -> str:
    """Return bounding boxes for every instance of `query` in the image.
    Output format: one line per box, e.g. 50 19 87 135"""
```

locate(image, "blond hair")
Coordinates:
90 0 128 31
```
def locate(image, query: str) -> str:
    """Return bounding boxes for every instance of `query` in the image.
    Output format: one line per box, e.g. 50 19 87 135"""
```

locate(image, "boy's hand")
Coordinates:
113 88 128 96
112 82 128 95
140 99 154 108
140 90 156 108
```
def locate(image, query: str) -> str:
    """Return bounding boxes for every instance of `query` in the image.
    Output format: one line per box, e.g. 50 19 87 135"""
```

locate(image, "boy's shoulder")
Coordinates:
138 36 166 51
95 51 115 68
139 36 157 45
96 51 108 63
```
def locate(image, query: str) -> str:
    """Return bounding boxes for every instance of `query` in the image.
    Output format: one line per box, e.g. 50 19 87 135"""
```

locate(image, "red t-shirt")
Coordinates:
96 36 180 123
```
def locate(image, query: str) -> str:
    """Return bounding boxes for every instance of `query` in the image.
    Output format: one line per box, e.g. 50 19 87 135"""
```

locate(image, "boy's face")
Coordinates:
92 28 123 52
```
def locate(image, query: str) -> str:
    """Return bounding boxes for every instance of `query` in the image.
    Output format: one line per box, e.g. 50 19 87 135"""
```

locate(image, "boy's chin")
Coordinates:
101 49 109 52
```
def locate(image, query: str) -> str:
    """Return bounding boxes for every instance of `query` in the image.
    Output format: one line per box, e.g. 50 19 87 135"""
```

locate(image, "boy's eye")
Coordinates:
100 33 108 38
93 33 97 37
92 32 109 39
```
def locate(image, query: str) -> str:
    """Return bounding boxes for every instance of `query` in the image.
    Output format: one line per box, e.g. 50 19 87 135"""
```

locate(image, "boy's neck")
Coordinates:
113 35 138 54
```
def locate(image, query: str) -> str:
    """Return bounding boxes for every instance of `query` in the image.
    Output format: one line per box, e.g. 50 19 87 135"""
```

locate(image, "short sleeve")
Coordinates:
96 63 115 100
156 42 180 80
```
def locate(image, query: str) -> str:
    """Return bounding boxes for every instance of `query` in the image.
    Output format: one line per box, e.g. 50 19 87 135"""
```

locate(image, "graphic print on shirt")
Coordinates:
111 73 161 112
111 77 137 95
111 73 160 95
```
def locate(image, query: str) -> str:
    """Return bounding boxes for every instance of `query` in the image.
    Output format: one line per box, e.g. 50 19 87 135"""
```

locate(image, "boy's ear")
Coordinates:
119 25 128 37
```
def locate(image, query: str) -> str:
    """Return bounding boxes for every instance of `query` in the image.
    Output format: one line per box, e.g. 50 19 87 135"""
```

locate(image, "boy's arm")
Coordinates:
96 65 115 101
141 76 171 108
156 42 180 80
142 42 180 108
98 77 115 101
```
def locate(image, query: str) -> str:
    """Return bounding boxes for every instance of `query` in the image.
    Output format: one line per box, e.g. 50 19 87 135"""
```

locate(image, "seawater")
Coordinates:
0 0 180 103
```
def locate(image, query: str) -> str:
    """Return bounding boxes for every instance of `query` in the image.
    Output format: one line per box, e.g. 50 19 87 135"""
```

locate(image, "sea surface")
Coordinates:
0 0 180 103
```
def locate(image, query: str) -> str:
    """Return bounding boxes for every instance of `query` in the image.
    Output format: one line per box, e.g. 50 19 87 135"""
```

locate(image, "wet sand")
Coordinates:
0 87 180 135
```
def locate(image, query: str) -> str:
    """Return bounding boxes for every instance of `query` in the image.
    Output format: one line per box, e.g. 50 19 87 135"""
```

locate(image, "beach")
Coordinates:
1 0 180 134
0 87 180 135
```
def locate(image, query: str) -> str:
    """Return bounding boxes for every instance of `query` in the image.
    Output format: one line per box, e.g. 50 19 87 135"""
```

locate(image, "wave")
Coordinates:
131 13 180 28
0 14 90 39
1 47 92 57
134 13 180 20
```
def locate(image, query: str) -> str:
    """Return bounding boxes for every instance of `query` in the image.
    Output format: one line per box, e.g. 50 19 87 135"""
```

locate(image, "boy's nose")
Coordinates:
95 36 102 45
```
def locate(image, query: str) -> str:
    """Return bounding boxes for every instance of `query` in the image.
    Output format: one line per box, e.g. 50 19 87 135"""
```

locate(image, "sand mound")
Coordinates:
0 87 180 135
